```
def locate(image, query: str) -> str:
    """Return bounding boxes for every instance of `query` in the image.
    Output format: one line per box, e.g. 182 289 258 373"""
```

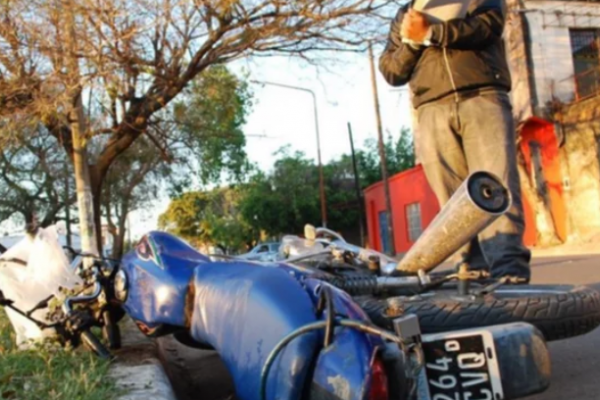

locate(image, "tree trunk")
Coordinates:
71 119 99 258
89 166 106 255
64 0 99 261
113 210 128 260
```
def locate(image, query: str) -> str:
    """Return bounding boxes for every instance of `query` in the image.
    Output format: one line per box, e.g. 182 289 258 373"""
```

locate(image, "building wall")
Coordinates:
504 0 600 243
364 165 440 254
519 117 568 242
506 0 536 122
521 1 600 109
556 96 600 236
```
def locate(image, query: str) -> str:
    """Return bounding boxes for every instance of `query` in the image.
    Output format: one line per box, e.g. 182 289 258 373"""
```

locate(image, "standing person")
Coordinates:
379 0 531 281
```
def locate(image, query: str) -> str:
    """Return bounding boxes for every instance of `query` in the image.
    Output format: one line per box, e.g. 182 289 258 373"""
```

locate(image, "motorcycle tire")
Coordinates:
81 329 112 359
358 284 600 342
102 310 122 350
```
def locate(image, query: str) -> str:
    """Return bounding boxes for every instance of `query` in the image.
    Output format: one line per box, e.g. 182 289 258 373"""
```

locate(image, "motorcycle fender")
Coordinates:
309 327 378 400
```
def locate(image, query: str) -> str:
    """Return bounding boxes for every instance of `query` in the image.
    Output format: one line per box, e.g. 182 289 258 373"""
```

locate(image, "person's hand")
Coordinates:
401 9 430 43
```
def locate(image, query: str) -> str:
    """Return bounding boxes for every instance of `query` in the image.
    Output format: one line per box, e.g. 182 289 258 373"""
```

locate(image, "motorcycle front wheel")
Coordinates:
80 329 112 359
359 284 600 341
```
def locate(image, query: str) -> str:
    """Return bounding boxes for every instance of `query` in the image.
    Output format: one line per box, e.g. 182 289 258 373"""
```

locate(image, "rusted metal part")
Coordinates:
457 263 470 295
477 323 551 399
367 255 381 275
184 280 195 329
386 300 404 317
396 171 511 274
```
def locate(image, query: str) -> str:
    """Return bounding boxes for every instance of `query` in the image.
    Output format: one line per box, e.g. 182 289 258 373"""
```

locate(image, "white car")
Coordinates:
236 242 280 262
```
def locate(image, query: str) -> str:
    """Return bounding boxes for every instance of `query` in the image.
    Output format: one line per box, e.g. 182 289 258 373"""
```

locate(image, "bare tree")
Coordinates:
102 137 168 258
0 125 76 227
0 0 397 254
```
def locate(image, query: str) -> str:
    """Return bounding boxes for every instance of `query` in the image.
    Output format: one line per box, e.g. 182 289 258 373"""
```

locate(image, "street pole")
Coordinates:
348 122 365 247
368 42 396 256
127 213 131 246
64 164 72 248
250 80 327 227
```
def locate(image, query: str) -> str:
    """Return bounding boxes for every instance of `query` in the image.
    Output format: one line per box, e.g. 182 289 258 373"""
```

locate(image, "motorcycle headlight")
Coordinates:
114 269 129 302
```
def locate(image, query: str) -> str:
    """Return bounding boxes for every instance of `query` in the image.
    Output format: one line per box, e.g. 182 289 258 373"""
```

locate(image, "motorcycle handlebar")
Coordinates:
62 266 103 315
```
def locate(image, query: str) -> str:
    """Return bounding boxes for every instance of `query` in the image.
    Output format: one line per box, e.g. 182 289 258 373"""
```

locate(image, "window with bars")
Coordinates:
406 203 423 243
569 29 600 100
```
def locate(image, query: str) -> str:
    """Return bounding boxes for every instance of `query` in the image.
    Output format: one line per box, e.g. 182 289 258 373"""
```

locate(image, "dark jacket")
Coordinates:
379 0 511 109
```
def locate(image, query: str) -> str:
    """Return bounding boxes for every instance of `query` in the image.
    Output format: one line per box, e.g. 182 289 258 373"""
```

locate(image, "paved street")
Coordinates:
525 254 600 400
158 254 600 400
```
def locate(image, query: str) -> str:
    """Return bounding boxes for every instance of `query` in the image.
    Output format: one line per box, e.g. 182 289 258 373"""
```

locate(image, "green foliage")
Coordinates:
158 187 253 252
239 147 322 237
356 127 416 189
97 65 253 256
160 128 415 246
170 65 253 192
323 154 362 232
0 309 117 400
239 129 415 236
0 127 74 227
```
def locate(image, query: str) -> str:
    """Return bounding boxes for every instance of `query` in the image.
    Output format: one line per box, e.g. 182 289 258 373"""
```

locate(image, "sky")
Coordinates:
0 50 415 240
234 53 413 171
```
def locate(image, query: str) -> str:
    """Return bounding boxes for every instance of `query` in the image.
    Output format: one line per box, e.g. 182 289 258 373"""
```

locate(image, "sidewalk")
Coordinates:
531 233 600 258
110 319 177 400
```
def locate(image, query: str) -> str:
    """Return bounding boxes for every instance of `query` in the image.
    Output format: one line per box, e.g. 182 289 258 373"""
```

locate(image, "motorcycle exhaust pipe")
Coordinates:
396 171 511 273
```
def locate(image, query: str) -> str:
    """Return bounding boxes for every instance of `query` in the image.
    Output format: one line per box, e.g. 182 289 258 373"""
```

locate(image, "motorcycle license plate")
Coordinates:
421 330 504 400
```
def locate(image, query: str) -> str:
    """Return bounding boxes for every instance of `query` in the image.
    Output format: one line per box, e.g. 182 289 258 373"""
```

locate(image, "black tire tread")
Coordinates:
358 285 600 341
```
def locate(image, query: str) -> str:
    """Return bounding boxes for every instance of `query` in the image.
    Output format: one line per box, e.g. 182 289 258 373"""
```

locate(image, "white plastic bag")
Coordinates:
0 225 83 347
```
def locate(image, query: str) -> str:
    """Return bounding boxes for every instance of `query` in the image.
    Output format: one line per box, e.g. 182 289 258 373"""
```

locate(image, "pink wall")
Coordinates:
364 164 538 254
364 165 439 253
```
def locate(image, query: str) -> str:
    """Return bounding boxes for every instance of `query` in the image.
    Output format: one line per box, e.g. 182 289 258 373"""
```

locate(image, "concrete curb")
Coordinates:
110 319 177 400
531 247 600 258
531 241 600 258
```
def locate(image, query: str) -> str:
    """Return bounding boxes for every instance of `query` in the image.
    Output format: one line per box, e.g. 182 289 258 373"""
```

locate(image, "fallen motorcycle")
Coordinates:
1 228 550 400
0 172 596 400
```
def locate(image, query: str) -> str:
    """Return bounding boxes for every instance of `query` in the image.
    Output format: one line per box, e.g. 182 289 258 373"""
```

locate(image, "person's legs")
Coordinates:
459 92 531 280
416 101 487 269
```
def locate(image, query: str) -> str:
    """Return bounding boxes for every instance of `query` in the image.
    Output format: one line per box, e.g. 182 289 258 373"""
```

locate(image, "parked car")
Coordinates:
236 242 280 262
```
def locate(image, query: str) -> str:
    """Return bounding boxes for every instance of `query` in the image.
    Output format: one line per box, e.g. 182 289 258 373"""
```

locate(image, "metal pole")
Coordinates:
309 90 328 228
65 165 72 248
250 80 327 227
127 213 131 245
348 122 365 247
368 42 396 256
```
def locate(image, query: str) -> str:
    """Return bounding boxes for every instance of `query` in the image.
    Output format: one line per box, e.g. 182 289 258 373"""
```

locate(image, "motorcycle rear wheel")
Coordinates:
359 284 600 341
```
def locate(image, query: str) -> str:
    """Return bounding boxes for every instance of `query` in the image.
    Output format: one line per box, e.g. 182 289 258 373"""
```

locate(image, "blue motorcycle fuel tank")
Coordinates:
119 232 386 400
